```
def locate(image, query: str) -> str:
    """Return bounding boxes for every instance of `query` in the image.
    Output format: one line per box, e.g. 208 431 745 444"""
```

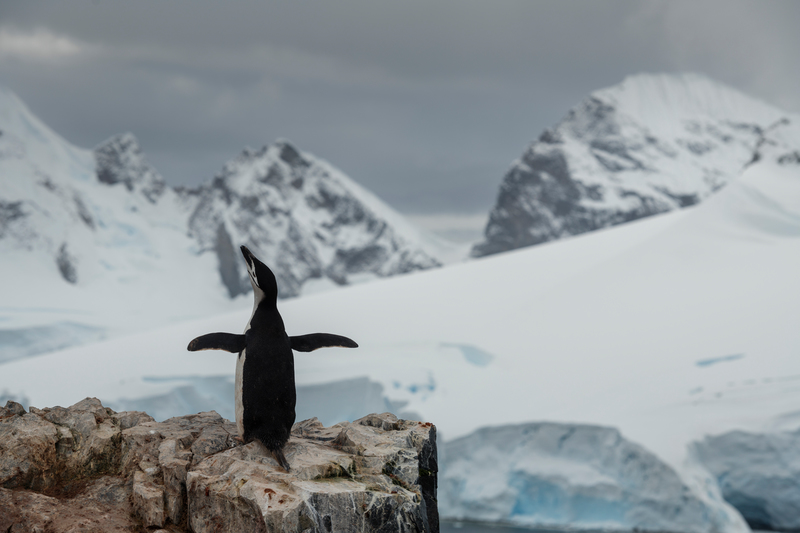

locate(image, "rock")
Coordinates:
0 398 438 532
0 475 134 533
132 470 166 528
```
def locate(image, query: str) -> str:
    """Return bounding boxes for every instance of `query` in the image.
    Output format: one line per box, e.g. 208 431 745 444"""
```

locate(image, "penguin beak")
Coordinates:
240 245 259 288
240 245 254 269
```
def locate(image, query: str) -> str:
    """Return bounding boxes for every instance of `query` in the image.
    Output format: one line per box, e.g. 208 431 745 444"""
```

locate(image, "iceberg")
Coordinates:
440 422 748 533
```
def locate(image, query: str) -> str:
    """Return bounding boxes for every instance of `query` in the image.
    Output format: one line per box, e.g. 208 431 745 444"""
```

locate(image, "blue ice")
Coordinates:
696 354 745 368
441 343 494 367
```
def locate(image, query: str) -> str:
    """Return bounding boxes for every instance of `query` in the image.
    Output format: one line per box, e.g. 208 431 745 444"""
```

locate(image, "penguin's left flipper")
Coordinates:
290 333 358 352
187 332 247 353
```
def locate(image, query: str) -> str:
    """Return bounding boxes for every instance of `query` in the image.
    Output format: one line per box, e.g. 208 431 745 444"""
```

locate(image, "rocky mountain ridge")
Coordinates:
473 73 800 257
186 140 440 298
0 84 441 298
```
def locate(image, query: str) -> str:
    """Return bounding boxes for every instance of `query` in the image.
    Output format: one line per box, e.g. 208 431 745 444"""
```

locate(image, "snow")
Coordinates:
0 86 246 360
597 73 786 137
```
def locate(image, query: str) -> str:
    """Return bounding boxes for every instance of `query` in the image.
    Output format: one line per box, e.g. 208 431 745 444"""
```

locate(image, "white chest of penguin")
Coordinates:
235 347 246 437
236 296 258 438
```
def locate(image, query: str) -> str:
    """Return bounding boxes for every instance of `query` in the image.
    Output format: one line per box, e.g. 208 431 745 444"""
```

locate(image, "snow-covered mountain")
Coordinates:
0 86 443 360
473 72 799 257
3 131 799 531
186 141 440 298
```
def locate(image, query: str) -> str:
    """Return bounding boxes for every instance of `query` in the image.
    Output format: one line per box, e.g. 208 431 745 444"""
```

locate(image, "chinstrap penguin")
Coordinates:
187 245 358 471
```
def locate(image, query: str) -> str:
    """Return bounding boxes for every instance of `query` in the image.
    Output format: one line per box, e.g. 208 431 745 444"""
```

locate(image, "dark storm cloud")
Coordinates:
1 0 798 233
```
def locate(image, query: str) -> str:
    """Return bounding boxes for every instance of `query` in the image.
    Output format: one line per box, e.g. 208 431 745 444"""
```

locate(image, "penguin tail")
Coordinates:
272 448 291 472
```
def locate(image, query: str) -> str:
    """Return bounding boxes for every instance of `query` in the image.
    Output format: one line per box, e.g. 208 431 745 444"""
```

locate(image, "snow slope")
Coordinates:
0 86 236 361
473 72 799 257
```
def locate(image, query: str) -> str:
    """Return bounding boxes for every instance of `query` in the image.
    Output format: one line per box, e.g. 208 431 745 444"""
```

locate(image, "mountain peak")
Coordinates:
94 133 166 203
190 140 440 298
591 72 784 136
472 72 797 257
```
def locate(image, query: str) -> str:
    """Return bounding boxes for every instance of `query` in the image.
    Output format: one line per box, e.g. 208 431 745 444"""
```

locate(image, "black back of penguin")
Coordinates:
241 294 296 451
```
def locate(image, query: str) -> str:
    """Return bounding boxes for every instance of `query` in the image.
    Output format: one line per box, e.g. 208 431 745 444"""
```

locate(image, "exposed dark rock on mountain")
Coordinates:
94 133 166 203
0 398 439 533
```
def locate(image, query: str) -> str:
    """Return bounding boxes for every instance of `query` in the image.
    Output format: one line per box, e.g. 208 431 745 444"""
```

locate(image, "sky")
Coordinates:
1 0 798 240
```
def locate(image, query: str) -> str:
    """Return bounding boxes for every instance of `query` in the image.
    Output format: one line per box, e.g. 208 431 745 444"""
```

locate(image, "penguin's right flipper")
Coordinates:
290 333 358 352
187 332 246 353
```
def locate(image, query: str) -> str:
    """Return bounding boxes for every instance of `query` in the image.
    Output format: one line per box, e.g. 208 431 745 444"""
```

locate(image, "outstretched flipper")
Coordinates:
187 332 247 353
290 333 358 352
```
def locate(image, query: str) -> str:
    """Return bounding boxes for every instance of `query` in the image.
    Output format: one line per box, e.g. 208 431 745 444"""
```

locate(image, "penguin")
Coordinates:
187 245 357 471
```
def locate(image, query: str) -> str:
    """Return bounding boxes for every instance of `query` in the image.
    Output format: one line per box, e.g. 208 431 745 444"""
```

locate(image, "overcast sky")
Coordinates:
1 1 798 238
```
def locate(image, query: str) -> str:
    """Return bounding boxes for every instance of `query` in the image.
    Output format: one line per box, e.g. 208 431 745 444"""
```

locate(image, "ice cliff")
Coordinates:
694 428 800 531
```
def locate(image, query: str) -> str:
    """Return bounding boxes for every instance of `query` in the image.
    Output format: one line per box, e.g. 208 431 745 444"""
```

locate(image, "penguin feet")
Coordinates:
272 448 291 472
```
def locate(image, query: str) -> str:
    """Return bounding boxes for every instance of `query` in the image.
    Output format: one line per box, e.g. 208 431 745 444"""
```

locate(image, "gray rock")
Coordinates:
132 470 166 528
1 400 25 417
0 398 438 532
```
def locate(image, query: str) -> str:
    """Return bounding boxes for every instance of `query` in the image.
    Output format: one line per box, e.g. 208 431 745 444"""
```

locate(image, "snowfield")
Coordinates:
2 147 800 530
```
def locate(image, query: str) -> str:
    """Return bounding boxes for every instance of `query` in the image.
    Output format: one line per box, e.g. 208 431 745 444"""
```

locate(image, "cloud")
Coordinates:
624 0 800 112
0 27 88 62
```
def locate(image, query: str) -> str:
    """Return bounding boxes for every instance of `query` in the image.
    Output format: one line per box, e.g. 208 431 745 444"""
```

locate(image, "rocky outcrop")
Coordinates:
0 398 438 533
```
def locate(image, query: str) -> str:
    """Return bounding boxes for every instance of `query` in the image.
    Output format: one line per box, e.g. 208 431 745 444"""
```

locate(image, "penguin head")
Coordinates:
240 245 278 301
